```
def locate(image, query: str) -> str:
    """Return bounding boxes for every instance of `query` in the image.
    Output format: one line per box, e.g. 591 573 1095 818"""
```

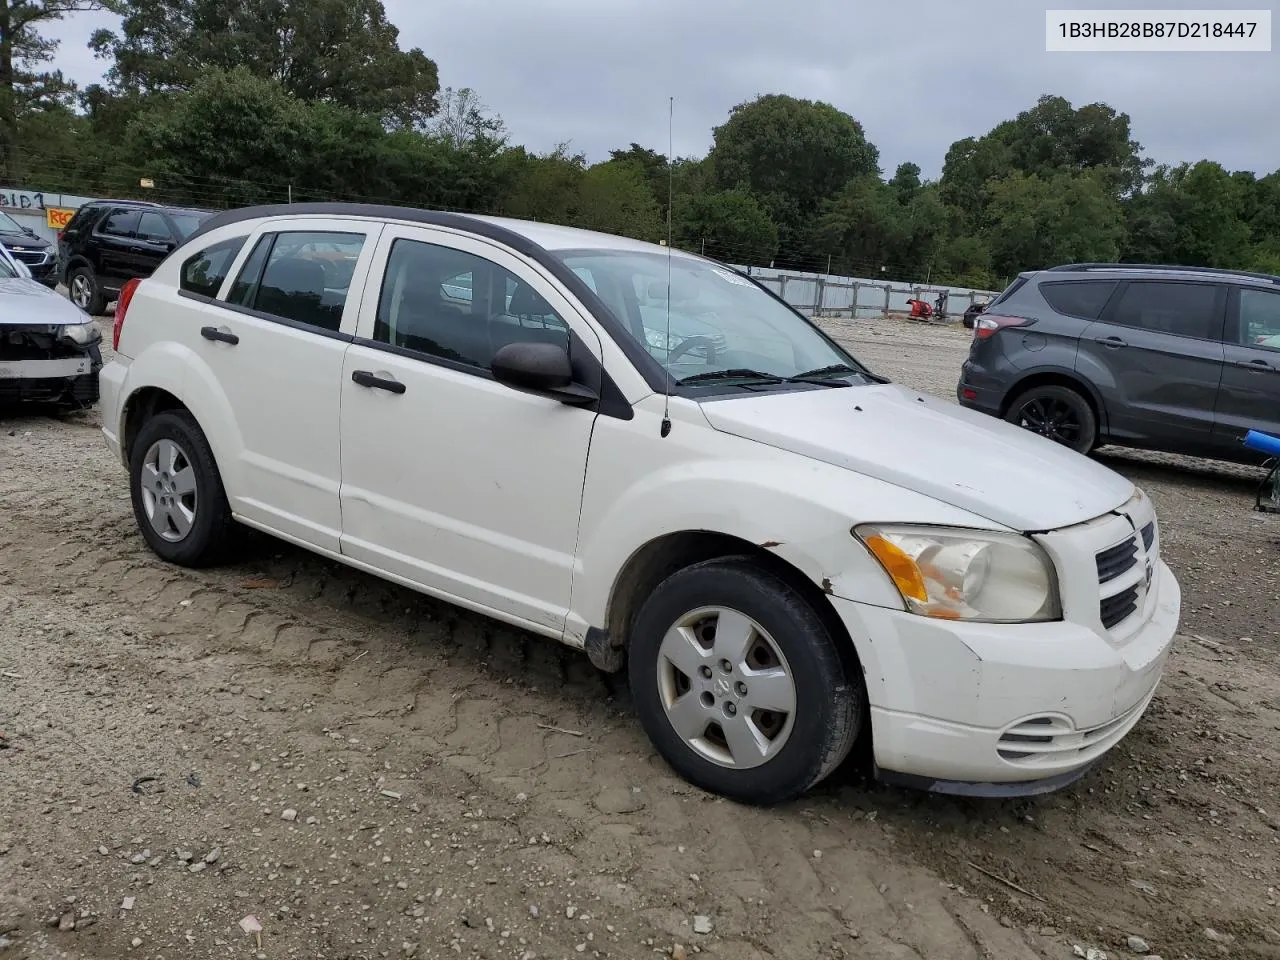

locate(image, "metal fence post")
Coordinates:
851 282 860 319
882 284 891 316
814 277 825 316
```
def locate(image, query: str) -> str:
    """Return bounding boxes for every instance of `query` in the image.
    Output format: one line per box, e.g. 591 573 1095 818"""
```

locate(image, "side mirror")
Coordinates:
490 341 597 406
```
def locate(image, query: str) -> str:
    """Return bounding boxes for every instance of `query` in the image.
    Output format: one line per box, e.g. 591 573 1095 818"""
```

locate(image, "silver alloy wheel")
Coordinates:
656 605 797 770
140 438 199 542
69 273 92 309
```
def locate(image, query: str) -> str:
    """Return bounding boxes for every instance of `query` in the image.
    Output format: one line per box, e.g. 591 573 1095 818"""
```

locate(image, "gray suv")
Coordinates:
957 263 1280 465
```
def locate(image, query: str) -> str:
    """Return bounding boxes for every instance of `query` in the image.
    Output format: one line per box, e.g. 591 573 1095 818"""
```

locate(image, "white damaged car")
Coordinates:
0 244 102 408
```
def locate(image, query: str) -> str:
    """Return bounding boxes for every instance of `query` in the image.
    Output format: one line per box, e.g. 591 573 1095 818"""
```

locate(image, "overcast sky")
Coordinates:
45 0 1280 181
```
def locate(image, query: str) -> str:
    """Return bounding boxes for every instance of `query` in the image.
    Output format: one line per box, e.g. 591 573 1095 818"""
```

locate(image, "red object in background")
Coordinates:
906 298 933 319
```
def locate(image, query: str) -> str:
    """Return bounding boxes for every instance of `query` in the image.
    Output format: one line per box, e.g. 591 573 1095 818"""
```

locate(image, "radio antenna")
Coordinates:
660 95 674 439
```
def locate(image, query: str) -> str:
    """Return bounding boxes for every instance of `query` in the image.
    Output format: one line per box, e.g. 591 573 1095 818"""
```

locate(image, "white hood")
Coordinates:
700 383 1135 532
0 278 91 327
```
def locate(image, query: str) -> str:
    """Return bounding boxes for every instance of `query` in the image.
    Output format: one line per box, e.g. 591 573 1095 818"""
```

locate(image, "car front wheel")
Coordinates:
67 265 107 316
129 410 237 567
628 558 862 806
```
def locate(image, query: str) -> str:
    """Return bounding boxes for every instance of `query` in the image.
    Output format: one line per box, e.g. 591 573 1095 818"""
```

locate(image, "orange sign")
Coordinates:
46 207 76 230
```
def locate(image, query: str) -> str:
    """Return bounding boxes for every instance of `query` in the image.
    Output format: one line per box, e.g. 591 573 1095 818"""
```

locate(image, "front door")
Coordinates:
1076 279 1227 452
338 225 603 635
1212 284 1280 453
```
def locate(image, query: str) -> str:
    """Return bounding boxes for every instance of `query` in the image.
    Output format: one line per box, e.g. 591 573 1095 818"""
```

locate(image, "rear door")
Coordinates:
94 207 142 289
131 211 179 278
1212 284 1280 451
1076 279 1227 451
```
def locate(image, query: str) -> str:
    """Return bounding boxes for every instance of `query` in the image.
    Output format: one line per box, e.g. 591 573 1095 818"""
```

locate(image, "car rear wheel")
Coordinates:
129 410 237 567
628 558 862 806
67 265 107 316
1005 384 1097 454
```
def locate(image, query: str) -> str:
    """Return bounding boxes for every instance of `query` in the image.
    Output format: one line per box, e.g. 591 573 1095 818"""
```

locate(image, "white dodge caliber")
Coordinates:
98 203 1181 805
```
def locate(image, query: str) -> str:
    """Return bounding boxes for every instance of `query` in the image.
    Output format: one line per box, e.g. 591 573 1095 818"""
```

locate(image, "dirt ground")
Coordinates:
1 315 1278 960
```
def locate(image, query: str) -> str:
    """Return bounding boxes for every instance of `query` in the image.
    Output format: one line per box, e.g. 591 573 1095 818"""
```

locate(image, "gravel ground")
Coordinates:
1 314 1278 960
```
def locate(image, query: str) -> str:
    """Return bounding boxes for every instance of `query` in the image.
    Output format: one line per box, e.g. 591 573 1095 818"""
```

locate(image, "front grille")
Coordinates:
0 373 98 406
1 328 88 361
1095 535 1138 583
8 249 47 265
1100 585 1139 629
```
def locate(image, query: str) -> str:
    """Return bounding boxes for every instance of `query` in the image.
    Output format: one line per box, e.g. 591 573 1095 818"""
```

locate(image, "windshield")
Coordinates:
170 211 210 239
555 249 868 386
0 211 25 233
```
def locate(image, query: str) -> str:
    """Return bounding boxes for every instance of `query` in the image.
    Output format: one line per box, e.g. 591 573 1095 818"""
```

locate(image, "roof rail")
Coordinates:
1045 262 1280 285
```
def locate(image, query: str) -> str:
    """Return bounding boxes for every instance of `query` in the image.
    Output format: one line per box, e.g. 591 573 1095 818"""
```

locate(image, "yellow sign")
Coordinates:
46 207 76 230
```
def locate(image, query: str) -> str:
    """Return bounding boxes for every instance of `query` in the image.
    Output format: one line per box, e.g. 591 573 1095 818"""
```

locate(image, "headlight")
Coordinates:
853 524 1061 623
60 322 101 345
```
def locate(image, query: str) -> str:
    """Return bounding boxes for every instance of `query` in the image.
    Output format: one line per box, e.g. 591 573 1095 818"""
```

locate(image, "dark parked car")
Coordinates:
961 297 988 329
957 262 1280 465
0 210 56 287
58 199 211 314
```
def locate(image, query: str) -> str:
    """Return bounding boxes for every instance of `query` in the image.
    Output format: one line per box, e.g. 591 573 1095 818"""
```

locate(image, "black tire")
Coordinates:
129 410 237 567
1004 384 1097 454
628 558 862 806
67 265 107 316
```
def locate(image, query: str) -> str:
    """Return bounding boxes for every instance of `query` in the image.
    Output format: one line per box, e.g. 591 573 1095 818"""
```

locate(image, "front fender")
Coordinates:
570 401 1001 632
120 340 246 498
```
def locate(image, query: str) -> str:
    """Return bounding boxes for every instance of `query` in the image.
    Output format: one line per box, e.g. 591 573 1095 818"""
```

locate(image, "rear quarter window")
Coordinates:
1039 280 1118 320
180 236 248 298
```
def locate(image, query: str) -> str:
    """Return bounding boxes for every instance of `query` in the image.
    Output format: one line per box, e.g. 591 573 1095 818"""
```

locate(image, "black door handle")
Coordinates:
200 326 239 345
1236 357 1272 370
351 370 406 394
1098 336 1127 348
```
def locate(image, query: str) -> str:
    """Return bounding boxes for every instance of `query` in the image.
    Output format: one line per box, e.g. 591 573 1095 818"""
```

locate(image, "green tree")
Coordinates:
708 94 879 259
0 0 118 181
985 170 1123 277
1122 161 1251 268
889 161 922 205
576 160 663 241
91 0 439 128
812 176 905 276
672 188 778 264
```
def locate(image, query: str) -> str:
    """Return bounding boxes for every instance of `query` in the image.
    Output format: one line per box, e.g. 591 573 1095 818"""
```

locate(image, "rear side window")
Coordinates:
988 275 1030 309
100 208 140 237
1106 281 1222 340
1039 280 1117 320
180 236 247 298
225 230 366 332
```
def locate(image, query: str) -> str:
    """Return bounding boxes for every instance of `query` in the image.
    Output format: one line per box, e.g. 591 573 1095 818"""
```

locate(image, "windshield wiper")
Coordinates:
791 362 890 385
676 368 786 386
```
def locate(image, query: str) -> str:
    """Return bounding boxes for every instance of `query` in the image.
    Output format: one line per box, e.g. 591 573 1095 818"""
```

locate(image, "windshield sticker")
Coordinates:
712 267 754 287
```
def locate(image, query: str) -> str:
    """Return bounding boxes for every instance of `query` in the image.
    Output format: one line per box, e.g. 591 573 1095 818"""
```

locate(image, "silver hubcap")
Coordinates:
140 439 198 542
657 606 797 770
70 275 91 308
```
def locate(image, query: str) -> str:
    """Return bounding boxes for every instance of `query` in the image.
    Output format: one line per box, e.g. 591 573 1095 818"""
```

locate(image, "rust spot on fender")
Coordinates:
821 577 834 594
759 540 783 549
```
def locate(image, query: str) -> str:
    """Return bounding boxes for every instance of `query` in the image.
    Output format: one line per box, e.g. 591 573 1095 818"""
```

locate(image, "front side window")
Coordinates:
0 250 18 279
137 212 173 243
1239 288 1280 351
372 238 569 370
555 249 869 386
180 236 247 298
1106 281 1221 340
225 230 365 332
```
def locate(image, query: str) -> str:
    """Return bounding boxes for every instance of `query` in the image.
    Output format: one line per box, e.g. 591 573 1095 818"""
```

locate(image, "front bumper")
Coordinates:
831 559 1180 794
0 355 100 406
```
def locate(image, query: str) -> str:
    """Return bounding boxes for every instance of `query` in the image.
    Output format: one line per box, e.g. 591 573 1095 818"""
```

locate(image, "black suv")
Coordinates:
957 263 1280 466
57 200 211 314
